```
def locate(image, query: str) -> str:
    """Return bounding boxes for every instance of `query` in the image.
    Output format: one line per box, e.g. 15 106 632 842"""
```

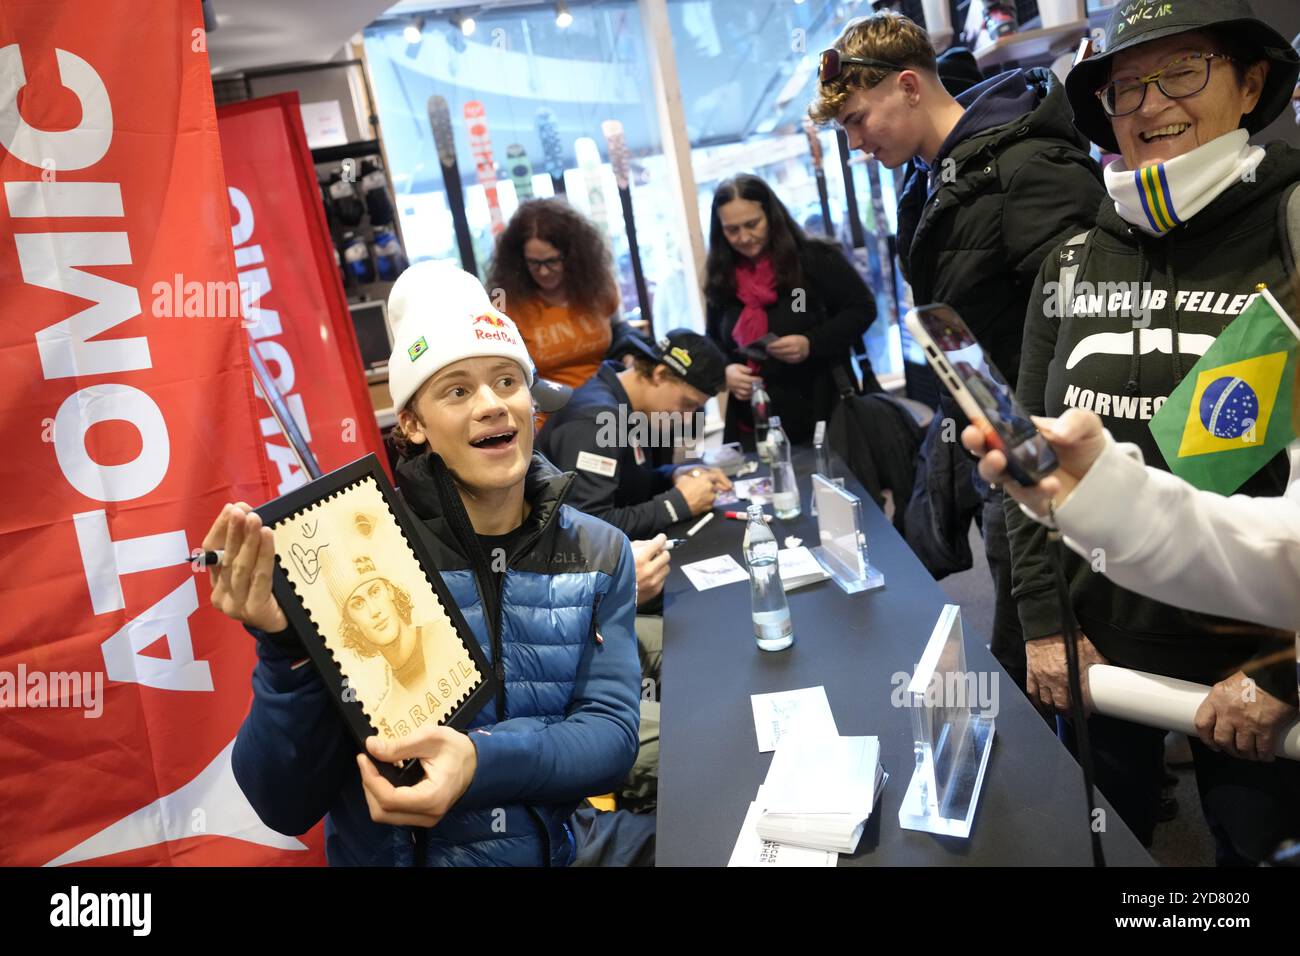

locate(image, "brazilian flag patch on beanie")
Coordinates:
408 336 428 361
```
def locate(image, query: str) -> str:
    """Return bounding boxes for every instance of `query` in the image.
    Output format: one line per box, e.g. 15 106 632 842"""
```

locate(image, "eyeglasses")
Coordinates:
525 254 564 273
1096 52 1234 118
818 48 903 85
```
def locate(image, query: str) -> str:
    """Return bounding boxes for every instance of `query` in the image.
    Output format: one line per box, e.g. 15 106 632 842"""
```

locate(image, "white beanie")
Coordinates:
321 509 395 611
387 260 534 412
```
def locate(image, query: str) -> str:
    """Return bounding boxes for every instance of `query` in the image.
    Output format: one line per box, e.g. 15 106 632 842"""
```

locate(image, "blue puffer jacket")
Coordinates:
232 452 641 866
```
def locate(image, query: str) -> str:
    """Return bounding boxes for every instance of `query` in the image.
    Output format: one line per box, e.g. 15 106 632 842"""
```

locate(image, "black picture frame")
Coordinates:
255 454 497 786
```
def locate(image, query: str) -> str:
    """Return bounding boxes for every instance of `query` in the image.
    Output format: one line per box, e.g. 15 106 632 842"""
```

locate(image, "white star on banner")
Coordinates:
44 738 307 866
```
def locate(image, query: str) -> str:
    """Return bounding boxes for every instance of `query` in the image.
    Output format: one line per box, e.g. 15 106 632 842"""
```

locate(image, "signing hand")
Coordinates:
674 473 717 516
1025 632 1108 715
766 334 810 364
204 502 287 633
1194 671 1297 762
725 363 759 401
673 465 733 492
631 534 671 606
358 726 479 827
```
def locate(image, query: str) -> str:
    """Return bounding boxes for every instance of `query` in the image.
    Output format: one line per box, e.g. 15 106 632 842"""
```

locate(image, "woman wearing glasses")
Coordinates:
487 198 622 392
1008 0 1300 863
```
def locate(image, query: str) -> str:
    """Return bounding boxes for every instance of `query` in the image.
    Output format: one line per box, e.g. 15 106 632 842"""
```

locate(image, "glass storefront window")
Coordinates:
365 0 903 380
669 0 902 382
363 3 695 334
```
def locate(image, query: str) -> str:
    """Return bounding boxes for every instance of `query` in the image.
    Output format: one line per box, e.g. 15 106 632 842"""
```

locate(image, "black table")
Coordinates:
657 447 1154 867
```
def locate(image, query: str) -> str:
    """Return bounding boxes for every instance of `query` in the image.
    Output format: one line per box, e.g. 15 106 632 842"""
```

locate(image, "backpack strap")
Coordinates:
1056 228 1094 319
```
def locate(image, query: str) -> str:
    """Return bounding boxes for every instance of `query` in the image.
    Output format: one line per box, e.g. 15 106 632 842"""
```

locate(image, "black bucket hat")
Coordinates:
1066 0 1300 153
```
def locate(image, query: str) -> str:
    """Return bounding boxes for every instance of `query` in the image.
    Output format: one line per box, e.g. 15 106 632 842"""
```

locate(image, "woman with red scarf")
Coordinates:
703 174 878 447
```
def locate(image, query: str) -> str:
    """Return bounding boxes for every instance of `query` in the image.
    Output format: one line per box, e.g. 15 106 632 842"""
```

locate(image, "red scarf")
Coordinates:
732 255 777 350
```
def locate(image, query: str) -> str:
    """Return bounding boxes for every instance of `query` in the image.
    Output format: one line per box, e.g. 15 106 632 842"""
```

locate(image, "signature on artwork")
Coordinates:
290 541 328 583
300 519 319 539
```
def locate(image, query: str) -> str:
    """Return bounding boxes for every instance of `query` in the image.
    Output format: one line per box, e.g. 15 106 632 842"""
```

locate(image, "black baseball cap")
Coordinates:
627 329 727 396
1066 0 1300 154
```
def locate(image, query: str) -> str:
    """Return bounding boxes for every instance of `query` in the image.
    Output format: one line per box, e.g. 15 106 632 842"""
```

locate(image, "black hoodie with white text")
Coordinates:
1009 142 1300 699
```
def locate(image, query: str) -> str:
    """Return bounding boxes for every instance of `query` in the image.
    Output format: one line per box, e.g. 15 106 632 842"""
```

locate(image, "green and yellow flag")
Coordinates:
1150 289 1299 496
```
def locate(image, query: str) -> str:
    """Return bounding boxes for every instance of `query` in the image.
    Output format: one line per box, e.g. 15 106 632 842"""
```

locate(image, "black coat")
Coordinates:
706 239 876 446
897 67 1105 388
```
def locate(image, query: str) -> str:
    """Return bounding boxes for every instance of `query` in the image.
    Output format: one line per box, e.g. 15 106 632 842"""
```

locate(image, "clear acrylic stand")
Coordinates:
811 422 833 517
898 605 995 839
810 473 884 594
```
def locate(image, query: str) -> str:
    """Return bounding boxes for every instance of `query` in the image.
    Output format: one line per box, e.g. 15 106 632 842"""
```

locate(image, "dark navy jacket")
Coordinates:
232 452 641 866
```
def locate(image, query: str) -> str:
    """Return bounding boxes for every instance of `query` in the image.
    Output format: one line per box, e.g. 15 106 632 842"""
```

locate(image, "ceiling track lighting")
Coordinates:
451 12 477 37
403 16 425 45
555 1 573 29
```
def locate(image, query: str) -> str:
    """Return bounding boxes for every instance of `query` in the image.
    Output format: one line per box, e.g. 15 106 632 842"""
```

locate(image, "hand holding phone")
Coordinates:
905 304 1058 486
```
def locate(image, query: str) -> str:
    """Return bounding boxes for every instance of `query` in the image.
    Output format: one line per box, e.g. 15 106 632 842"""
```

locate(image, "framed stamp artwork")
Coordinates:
255 455 496 785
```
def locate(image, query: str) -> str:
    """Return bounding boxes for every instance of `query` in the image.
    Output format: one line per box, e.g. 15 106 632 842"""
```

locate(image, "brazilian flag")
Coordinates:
1150 289 1299 495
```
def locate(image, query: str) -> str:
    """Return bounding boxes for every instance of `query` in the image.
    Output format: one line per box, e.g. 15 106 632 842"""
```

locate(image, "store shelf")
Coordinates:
310 139 382 165
973 20 1089 69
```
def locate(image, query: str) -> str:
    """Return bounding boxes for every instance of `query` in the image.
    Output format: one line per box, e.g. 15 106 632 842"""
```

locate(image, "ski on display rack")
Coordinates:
574 136 610 234
601 119 651 328
834 128 867 249
536 107 567 196
428 94 477 274
802 118 835 239
464 99 505 237
506 143 535 200
865 157 899 327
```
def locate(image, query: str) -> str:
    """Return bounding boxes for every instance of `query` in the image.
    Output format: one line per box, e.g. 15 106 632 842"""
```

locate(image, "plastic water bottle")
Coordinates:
743 504 793 652
767 416 801 520
751 379 772 462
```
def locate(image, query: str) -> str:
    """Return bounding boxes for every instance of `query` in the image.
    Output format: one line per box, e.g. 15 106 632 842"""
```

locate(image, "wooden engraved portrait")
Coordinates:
271 474 483 741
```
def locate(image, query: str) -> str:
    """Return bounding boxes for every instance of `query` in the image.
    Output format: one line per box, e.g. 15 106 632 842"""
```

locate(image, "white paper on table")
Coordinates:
726 801 838 867
680 554 748 592
761 735 880 815
733 477 773 504
749 686 838 752
778 546 830 589
755 771 889 854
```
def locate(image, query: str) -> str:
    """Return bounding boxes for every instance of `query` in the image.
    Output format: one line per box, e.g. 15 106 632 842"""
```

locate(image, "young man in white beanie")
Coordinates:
206 261 640 866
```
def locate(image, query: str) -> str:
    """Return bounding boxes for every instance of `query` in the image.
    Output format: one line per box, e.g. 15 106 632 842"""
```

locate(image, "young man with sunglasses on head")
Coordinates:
808 9 1105 698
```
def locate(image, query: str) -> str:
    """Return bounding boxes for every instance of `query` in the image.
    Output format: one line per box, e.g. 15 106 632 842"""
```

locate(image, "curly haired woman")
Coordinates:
487 198 622 391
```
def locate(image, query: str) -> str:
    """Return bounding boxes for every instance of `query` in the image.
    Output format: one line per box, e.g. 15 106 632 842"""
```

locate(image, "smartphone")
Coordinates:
739 333 778 364
905 304 1058 486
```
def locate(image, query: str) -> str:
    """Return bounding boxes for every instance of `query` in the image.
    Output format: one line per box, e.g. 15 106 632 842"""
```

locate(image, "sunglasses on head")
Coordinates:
818 48 904 84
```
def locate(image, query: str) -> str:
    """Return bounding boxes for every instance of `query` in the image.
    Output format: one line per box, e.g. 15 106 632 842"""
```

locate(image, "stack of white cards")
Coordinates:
754 734 885 854
730 688 885 865
777 546 831 591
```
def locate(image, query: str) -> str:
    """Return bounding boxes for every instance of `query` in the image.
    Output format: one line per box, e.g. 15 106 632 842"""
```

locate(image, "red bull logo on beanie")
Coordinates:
472 312 519 344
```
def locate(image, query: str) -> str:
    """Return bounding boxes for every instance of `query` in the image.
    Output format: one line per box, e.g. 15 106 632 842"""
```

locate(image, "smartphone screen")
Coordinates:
913 305 1058 484
915 310 1036 443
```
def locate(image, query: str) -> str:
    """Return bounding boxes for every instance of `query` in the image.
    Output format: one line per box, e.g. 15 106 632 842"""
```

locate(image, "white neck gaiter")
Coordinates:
1104 129 1265 236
